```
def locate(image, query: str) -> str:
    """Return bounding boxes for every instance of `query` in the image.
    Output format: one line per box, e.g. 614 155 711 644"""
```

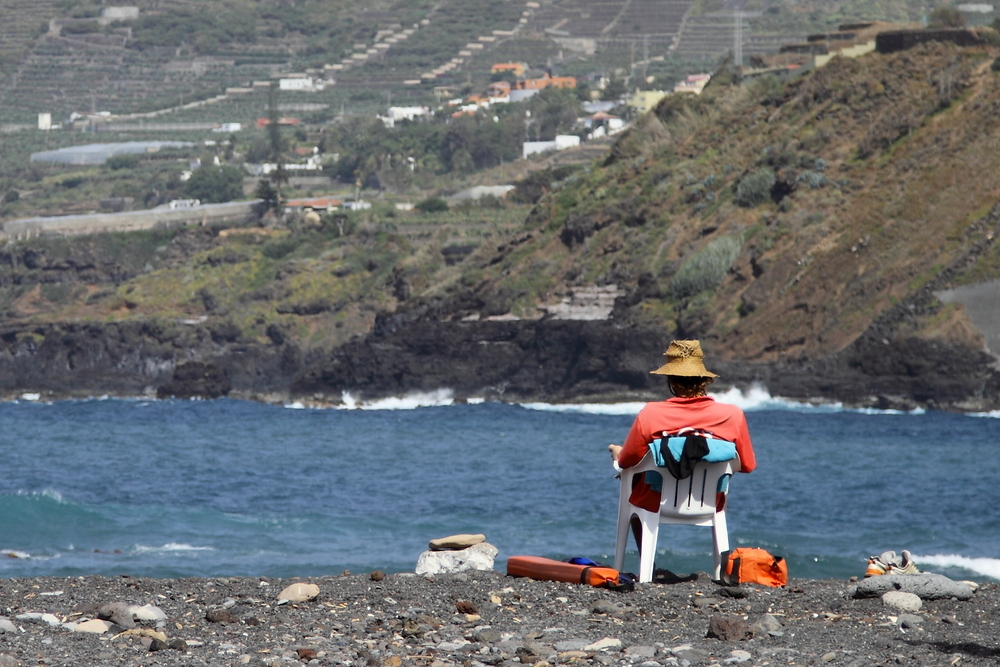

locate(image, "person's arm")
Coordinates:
615 411 653 468
733 412 756 473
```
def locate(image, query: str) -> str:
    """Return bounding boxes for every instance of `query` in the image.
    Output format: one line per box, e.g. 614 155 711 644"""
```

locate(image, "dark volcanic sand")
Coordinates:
1 572 997 666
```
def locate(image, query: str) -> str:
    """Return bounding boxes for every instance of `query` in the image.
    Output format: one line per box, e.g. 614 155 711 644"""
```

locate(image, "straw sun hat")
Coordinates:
650 339 718 378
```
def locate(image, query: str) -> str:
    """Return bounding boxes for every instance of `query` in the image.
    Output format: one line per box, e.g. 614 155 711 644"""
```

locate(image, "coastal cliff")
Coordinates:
4 42 1000 409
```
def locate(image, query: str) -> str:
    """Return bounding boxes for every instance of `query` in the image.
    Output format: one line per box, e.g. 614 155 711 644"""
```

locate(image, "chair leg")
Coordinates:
712 510 729 581
614 508 632 572
637 515 659 584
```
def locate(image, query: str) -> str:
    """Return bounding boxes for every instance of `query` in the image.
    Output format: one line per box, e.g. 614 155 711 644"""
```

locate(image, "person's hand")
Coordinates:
608 444 622 462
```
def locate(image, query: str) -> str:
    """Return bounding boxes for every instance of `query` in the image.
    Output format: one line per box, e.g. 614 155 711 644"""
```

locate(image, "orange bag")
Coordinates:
721 548 788 587
507 556 632 590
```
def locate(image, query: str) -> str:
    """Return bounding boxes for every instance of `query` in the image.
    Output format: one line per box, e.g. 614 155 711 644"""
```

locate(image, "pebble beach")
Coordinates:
1 570 997 667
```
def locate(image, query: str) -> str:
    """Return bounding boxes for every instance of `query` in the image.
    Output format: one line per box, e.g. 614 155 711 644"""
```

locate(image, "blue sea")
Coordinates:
1 388 998 582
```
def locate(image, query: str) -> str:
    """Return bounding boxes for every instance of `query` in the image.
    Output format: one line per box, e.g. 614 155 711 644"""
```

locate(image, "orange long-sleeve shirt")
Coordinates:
618 396 756 512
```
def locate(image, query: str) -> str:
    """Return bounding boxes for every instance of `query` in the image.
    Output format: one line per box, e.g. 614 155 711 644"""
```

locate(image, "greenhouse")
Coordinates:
30 141 193 165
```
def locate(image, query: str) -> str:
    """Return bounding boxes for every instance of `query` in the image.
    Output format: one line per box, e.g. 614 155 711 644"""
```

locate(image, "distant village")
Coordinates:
10 12 1000 234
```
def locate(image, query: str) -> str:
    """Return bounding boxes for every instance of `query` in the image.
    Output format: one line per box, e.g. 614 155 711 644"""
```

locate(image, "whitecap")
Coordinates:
466 397 485 405
915 554 1000 580
520 401 646 416
132 543 216 554
20 393 41 401
0 549 32 559
339 389 454 410
967 410 1000 419
14 489 67 503
284 401 307 410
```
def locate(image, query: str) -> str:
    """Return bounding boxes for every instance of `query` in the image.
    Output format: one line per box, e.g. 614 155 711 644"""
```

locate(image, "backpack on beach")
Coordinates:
721 548 788 587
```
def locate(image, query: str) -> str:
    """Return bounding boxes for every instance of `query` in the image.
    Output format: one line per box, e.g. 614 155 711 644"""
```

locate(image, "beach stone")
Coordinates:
149 638 169 652
168 638 188 651
554 640 589 652
0 655 16 667
584 638 622 651
15 613 61 627
821 652 837 662
724 650 752 664
429 533 487 550
749 614 783 637
206 607 240 624
671 646 710 664
625 645 657 659
0 618 16 633
898 614 924 628
693 597 719 608
130 604 167 622
882 591 923 612
557 650 588 663
277 582 320 602
98 602 136 628
371 570 385 581
589 599 620 615
707 616 748 641
74 619 115 634
415 542 498 575
456 600 478 614
853 574 974 600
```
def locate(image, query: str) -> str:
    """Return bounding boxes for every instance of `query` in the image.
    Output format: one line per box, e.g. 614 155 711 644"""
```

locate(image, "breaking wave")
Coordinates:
915 554 1000 581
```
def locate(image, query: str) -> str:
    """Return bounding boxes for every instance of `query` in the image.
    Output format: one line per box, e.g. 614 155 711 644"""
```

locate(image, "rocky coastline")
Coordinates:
3 312 1000 412
1 569 997 667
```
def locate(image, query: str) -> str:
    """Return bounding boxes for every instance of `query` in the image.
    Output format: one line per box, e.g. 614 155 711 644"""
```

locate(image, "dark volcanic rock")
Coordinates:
157 361 232 399
292 316 668 402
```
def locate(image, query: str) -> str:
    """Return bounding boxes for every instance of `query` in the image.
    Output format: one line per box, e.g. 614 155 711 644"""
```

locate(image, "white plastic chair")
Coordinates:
613 451 734 583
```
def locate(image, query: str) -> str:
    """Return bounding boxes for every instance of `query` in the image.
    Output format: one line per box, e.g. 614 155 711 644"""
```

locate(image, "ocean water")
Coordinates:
1 389 998 582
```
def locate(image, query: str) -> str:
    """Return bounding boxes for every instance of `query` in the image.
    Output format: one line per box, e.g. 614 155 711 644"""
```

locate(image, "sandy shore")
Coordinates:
0 571 997 666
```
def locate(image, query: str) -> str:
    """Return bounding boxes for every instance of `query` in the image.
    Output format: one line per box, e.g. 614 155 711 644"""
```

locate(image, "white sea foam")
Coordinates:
520 385 830 415
520 401 646 415
14 489 67 504
133 543 216 554
20 393 41 401
968 410 1000 419
915 554 1000 580
339 389 455 410
1 549 33 559
284 401 307 410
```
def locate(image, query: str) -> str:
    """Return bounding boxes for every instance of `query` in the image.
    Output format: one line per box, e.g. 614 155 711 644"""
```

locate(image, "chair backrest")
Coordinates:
626 453 733 519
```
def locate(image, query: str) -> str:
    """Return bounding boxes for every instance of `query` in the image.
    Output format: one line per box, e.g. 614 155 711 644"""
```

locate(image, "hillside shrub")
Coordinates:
735 168 776 207
671 235 744 299
182 165 243 203
993 56 1000 72
107 154 141 170
415 197 448 213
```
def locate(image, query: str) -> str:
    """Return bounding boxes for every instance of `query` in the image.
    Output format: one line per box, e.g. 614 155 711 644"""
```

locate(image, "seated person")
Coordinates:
609 339 756 514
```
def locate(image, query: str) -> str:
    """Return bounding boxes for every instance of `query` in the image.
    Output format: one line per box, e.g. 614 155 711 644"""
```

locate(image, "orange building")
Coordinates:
491 62 526 76
514 74 576 91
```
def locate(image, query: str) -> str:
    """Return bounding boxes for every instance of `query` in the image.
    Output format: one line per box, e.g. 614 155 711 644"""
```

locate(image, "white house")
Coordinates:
522 135 580 159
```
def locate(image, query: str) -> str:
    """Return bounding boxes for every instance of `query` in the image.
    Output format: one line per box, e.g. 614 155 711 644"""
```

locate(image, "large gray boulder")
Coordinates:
853 574 975 600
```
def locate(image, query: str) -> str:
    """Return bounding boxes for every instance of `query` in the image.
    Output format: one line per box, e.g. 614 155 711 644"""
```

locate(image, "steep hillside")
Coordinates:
301 41 1000 409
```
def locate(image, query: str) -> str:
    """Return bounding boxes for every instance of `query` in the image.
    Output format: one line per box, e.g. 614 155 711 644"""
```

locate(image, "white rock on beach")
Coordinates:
584 637 622 651
415 542 498 575
0 618 16 633
73 619 115 634
882 591 922 612
130 604 168 622
428 533 486 551
15 613 61 627
277 582 320 603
